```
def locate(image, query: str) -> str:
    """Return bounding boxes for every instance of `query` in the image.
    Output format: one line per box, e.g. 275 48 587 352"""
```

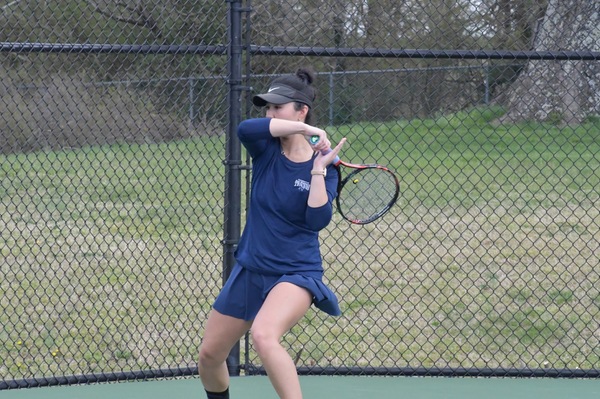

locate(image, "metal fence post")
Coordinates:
328 72 334 126
188 77 196 131
223 0 245 376
484 62 490 105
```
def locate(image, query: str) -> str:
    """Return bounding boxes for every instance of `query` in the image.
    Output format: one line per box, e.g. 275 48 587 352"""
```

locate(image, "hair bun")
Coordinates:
296 68 315 85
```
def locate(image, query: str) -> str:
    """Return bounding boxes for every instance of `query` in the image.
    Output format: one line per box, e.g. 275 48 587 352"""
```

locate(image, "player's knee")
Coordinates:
198 344 226 369
250 327 278 356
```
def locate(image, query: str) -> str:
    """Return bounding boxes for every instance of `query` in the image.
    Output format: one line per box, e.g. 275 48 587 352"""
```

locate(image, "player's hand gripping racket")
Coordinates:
310 136 399 225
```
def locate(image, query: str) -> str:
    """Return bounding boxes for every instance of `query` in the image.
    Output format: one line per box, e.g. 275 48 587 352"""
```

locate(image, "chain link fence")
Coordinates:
1 0 599 390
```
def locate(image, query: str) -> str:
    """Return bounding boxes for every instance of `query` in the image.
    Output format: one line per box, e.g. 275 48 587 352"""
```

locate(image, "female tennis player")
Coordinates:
198 67 346 399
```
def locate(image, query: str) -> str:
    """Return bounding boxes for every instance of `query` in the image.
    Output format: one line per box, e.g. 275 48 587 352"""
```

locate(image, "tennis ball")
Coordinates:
353 179 359 184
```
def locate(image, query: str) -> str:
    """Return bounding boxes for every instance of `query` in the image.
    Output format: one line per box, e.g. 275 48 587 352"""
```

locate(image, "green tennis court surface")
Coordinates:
3 376 599 399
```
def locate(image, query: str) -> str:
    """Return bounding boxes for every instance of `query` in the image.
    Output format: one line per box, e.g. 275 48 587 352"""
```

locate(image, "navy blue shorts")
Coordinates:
212 263 341 321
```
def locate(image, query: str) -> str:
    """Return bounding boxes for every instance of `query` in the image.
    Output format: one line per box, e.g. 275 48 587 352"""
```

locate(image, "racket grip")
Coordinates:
309 135 340 164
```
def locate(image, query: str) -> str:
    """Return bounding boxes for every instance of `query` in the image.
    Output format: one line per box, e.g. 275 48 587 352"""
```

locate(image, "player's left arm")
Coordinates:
307 139 346 208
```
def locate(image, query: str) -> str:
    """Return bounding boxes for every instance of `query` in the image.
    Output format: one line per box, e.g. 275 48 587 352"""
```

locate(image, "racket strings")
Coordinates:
338 168 398 223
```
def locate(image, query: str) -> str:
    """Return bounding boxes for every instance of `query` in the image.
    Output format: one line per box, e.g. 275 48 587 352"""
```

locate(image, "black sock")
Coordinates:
206 388 229 399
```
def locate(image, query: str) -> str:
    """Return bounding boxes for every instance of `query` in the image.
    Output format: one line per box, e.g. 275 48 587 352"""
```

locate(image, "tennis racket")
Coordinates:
310 136 399 225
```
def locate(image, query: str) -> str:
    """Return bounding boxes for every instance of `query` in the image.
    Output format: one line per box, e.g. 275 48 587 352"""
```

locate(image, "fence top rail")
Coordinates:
0 42 228 55
250 46 600 61
2 42 600 61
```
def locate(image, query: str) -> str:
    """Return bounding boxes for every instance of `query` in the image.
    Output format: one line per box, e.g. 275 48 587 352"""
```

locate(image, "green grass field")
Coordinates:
1 107 599 380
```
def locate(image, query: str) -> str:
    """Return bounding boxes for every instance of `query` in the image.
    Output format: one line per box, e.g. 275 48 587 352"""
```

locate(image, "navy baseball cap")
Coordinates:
252 84 313 108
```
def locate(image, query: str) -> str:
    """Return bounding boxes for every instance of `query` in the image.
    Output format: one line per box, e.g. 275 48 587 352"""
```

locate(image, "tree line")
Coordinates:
1 0 549 80
1 0 597 153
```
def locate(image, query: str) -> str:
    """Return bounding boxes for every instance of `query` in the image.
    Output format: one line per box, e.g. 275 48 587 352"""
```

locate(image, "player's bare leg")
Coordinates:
251 282 312 399
199 309 252 397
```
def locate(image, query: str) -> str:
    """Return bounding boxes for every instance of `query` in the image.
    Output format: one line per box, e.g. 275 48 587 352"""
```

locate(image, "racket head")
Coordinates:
335 164 399 224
